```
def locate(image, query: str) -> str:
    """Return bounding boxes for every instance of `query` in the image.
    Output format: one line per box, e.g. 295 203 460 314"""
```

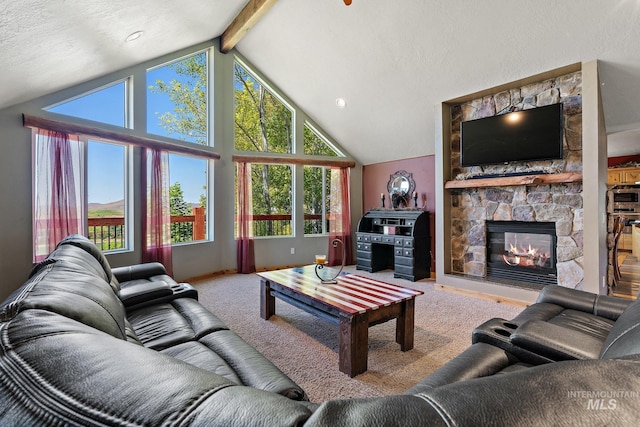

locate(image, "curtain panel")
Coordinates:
141 148 173 276
236 162 256 273
328 167 353 266
33 129 85 262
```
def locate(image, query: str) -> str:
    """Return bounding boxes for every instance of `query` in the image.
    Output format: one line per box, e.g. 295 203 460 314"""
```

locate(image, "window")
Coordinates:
303 166 331 235
247 164 293 237
33 134 130 260
168 154 208 243
87 140 129 251
304 123 341 157
234 61 292 153
45 80 127 127
147 51 208 145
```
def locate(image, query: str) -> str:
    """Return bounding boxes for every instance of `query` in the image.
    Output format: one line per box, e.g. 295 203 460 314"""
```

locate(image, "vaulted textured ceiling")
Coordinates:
2 0 640 164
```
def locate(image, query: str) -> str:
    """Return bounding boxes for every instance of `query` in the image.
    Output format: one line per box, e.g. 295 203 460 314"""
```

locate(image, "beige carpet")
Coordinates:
193 266 524 403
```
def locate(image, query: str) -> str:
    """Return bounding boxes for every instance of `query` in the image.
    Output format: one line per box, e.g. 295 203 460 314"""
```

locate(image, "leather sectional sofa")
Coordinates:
1 235 639 426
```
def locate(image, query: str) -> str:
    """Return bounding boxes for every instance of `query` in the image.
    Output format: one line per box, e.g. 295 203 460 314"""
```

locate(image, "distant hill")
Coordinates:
88 199 124 217
88 199 202 217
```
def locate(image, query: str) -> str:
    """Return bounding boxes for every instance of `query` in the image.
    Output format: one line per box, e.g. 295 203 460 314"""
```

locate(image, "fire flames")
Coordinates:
502 242 550 268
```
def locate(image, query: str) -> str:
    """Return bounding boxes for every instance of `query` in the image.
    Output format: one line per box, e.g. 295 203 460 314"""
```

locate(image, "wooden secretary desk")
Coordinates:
355 209 430 281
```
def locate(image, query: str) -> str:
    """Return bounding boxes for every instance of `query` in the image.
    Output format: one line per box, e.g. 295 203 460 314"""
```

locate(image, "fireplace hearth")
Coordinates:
486 221 557 286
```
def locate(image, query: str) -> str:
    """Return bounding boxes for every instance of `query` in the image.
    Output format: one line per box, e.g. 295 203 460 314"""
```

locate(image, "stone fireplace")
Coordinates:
448 70 584 290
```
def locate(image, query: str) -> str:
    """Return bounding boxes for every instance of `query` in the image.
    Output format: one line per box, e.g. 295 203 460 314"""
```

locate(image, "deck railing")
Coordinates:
246 213 327 236
88 217 126 251
88 207 207 251
87 210 327 250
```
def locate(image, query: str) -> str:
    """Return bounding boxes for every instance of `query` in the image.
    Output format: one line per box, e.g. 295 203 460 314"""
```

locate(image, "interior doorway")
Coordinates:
607 129 640 299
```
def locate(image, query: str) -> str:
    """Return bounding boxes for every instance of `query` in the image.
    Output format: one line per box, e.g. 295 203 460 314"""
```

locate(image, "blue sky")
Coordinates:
48 63 207 205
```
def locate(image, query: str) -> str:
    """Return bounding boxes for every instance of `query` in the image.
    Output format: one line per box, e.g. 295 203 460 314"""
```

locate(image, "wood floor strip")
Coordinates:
612 253 639 300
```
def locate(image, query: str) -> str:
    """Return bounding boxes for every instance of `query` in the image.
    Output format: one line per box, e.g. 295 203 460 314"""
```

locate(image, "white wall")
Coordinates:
0 39 362 301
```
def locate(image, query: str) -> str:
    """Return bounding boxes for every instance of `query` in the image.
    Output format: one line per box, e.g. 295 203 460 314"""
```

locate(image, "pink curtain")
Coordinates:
236 162 256 273
141 147 173 276
328 167 353 266
33 129 84 262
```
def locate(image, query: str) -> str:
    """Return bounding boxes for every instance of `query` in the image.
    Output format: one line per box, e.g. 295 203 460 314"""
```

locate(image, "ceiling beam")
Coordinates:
220 0 279 53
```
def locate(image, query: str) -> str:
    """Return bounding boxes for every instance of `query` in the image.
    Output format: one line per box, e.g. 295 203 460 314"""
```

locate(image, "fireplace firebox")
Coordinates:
486 221 557 286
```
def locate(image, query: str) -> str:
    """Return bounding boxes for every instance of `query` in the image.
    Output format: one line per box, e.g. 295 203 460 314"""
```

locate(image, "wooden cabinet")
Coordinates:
624 169 640 184
356 209 430 281
608 166 640 185
608 170 623 185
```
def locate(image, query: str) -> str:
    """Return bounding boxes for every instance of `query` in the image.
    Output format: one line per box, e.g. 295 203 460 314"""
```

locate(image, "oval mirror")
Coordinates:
391 176 410 195
387 170 416 196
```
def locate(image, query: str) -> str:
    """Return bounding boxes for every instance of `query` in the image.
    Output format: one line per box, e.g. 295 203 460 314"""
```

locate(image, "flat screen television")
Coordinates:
460 103 564 167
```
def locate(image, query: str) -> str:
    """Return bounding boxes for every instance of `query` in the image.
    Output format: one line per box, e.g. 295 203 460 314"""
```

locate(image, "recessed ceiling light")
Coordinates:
125 31 144 42
336 98 347 109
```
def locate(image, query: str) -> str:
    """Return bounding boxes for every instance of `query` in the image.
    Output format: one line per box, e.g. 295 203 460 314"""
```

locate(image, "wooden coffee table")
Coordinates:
257 265 423 377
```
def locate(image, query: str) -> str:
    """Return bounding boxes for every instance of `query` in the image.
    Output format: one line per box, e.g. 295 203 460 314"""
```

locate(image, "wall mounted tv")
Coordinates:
460 103 564 167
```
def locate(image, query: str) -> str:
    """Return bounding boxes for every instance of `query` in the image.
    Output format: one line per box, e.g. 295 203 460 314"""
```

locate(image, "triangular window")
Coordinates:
304 123 341 156
44 80 127 127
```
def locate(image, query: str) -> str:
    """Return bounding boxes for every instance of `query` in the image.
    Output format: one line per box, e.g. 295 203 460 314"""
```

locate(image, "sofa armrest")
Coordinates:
112 262 167 282
510 320 603 361
471 318 554 365
405 342 518 394
118 281 173 307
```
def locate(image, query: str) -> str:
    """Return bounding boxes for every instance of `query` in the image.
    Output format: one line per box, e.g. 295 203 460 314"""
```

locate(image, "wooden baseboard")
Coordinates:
434 284 531 308
184 270 235 282
184 264 308 283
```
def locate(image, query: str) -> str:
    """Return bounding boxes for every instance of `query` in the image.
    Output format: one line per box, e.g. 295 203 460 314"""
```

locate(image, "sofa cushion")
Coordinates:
161 341 243 384
510 319 605 360
512 302 617 341
199 330 307 400
506 294 617 362
547 309 615 340
127 296 306 400
127 299 229 350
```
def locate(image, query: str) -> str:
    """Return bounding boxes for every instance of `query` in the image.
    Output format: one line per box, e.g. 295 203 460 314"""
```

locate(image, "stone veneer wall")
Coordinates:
449 71 584 289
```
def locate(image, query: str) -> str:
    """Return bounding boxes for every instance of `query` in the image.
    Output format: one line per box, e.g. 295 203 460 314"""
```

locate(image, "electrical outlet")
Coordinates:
290 247 295 255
